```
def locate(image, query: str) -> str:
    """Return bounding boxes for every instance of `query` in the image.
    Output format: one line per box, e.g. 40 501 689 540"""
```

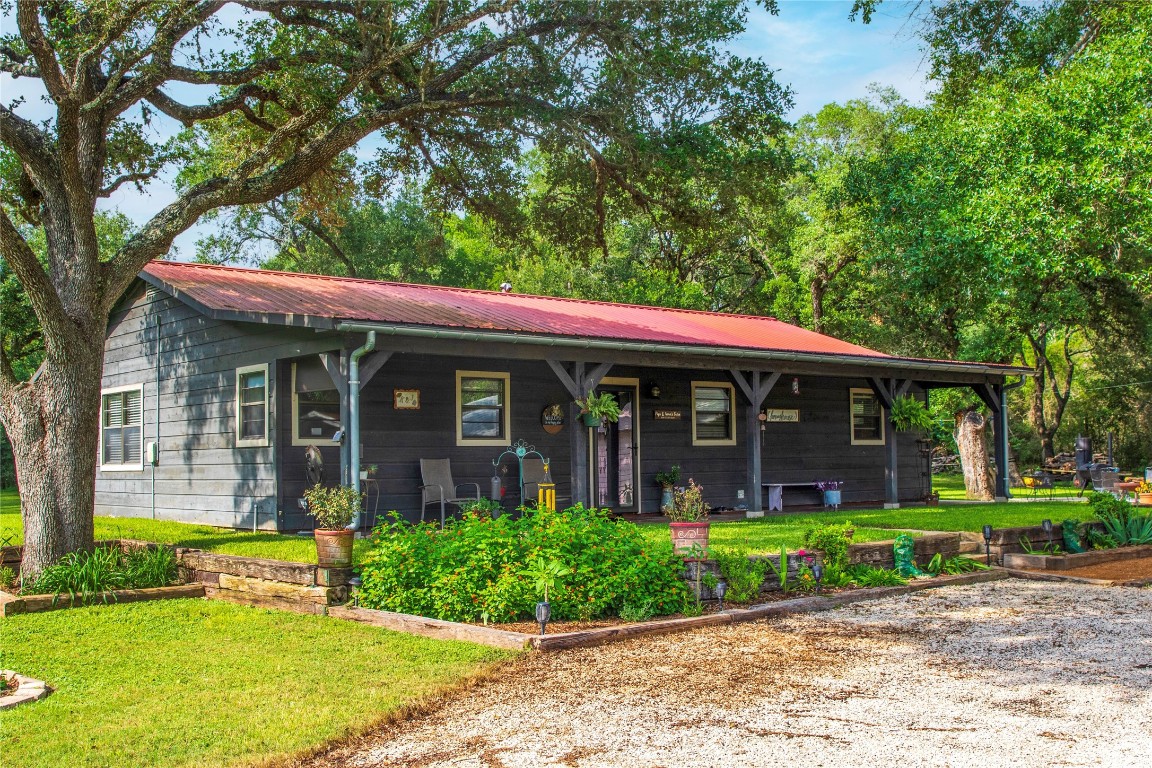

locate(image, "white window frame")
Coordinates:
691 381 737 446
236 363 270 447
99 383 145 471
456 370 511 447
291 361 342 447
850 387 886 446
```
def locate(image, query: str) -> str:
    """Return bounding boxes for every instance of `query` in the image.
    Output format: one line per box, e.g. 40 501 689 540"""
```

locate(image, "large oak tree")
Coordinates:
0 0 789 578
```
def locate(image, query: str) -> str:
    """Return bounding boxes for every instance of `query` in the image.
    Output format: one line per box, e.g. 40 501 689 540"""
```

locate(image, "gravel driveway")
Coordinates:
305 579 1152 768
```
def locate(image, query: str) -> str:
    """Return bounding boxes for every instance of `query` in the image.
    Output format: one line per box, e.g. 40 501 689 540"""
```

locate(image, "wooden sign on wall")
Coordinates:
653 409 683 420
541 404 565 435
762 408 799 423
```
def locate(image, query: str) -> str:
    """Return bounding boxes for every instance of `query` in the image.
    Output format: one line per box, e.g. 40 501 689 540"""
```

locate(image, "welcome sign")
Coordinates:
762 409 799 423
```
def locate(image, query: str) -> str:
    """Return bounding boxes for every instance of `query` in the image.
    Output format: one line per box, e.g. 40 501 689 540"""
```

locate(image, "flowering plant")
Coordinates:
815 481 843 492
1136 481 1152 494
668 479 709 522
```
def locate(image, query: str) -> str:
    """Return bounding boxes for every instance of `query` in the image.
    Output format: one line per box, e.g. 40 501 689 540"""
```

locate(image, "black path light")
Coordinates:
811 562 824 595
1041 519 1053 536
715 579 727 611
535 601 551 636
347 575 362 608
983 524 993 566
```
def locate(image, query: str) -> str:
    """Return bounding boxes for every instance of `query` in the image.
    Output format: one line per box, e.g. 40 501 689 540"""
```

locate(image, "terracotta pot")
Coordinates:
315 529 355 568
670 521 710 560
1138 492 1152 507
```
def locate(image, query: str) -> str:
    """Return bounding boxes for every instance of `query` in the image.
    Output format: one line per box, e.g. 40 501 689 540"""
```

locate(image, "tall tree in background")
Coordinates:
0 0 790 578
859 0 1151 461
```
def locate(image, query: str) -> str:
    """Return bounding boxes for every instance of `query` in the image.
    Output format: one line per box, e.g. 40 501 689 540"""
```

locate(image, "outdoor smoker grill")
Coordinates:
1074 435 1096 490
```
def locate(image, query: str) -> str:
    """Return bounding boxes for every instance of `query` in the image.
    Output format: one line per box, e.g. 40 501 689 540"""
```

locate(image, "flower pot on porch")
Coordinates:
670 521 710 560
315 529 355 568
660 486 675 515
823 490 842 509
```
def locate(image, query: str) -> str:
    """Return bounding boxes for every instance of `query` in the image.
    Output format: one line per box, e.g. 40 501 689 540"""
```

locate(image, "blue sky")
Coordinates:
2 1 932 258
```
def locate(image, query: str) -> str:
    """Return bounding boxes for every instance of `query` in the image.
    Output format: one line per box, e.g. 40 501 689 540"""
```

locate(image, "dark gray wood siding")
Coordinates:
96 282 338 528
276 355 926 525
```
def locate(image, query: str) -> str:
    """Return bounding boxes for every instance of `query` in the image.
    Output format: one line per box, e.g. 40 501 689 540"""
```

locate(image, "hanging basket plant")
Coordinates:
575 391 622 427
889 395 934 432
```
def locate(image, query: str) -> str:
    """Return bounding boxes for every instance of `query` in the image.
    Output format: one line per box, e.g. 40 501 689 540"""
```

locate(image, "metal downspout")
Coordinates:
347 331 376 530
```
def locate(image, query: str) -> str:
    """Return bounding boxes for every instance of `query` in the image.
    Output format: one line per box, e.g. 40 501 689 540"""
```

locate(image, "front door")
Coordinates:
593 385 638 512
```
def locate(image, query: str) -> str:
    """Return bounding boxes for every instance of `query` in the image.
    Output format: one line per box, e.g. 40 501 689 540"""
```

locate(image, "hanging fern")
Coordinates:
889 395 934 432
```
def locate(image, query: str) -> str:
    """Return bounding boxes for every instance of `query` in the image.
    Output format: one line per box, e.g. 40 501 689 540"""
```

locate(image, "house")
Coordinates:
95 261 1029 530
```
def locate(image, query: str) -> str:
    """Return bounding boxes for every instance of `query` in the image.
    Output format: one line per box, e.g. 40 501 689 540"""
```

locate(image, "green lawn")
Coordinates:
0 599 513 768
2 487 1091 560
0 489 364 564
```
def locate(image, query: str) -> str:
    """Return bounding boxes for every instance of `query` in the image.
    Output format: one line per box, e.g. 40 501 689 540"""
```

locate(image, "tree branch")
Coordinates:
0 104 58 185
0 208 73 353
15 0 71 100
99 172 156 198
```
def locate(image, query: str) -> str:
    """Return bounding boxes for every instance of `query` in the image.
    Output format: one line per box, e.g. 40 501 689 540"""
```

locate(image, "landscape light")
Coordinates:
983 524 993 566
1041 519 1053 535
811 563 824 595
715 579 727 611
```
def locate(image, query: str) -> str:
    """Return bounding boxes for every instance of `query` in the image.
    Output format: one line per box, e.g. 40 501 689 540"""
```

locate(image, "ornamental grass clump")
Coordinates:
357 504 690 623
22 545 178 603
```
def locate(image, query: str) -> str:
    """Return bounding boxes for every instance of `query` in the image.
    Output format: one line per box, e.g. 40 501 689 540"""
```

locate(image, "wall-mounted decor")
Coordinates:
653 409 683 421
541 404 565 435
393 389 420 410
763 408 799 423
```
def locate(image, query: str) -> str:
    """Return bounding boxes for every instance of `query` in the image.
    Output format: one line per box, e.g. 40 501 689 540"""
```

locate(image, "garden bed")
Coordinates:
0 670 51 709
331 570 1009 651
1001 543 1152 571
0 583 204 616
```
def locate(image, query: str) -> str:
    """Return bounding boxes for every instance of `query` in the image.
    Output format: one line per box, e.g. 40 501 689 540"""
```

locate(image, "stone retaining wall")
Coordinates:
175 549 350 614
686 533 963 599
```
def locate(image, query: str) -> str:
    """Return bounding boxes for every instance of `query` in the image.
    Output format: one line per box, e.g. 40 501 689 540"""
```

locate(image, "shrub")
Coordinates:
713 548 771 603
357 505 690 623
802 522 853 575
846 564 908 587
303 483 362 530
0 565 16 591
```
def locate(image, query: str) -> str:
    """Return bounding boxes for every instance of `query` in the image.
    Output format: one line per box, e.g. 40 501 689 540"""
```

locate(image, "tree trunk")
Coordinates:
0 337 103 582
810 279 826 335
955 409 994 501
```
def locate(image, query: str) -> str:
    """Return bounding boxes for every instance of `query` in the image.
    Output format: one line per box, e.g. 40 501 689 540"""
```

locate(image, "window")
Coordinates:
456 371 510 446
691 381 736 445
292 357 341 445
100 385 143 469
236 364 270 446
850 388 885 445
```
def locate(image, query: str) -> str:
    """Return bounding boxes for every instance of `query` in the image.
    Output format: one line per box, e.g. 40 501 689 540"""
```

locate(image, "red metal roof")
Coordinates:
143 261 893 359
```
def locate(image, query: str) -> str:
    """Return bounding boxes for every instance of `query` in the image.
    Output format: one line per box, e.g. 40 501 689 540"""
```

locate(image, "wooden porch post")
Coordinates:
973 382 1009 500
730 370 780 514
869 377 911 509
547 359 612 507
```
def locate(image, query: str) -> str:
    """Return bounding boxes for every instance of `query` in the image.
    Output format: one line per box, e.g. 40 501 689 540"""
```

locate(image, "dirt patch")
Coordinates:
1054 555 1152 582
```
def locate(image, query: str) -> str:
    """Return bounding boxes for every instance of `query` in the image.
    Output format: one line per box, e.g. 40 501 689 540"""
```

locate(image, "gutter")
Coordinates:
334 322 1033 379
347 331 376 530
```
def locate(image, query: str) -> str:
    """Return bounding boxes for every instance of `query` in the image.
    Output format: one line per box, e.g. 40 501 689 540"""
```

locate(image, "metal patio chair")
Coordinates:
419 459 481 526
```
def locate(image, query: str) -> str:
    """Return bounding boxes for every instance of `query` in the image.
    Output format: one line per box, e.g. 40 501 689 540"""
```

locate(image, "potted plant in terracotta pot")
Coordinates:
302 483 363 568
575 391 622 427
1136 481 1152 507
655 465 681 515
668 479 710 559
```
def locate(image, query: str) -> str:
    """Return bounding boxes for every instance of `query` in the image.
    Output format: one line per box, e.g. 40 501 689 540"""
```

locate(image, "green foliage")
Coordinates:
0 565 16 591
1085 528 1119 550
668 480 710 523
1018 536 1062 556
302 484 363 530
713 548 771 603
619 599 656 623
802 522 853 574
22 545 178 602
357 506 689 623
846 565 909 587
460 498 505 518
655 465 682 488
574 391 622 423
1087 492 1152 546
518 557 572 603
889 395 935 432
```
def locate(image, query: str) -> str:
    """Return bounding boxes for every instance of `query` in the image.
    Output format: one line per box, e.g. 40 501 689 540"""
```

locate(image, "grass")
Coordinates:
0 489 365 564
0 599 513 768
3 487 1092 560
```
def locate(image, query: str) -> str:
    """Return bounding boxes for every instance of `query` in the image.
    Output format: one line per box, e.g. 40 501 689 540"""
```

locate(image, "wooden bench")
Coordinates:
761 482 826 512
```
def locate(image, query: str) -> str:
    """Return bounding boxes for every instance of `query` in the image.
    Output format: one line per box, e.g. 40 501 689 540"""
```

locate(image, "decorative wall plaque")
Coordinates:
653 409 683 420
541 404 565 434
393 389 420 410
762 408 799 423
